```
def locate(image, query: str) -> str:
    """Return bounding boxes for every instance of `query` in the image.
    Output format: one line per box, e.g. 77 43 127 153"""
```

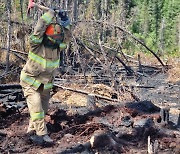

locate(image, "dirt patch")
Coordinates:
52 83 134 109
167 58 180 83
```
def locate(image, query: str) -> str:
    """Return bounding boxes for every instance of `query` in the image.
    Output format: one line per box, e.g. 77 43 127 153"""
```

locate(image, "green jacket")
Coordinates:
20 9 70 90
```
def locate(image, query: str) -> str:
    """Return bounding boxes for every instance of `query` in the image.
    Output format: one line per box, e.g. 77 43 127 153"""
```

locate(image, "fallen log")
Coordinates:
54 84 119 102
115 55 134 76
0 84 22 90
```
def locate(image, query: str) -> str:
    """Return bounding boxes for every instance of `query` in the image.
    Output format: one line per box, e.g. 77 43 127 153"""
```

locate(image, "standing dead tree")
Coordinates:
73 20 165 68
5 0 11 73
0 0 11 79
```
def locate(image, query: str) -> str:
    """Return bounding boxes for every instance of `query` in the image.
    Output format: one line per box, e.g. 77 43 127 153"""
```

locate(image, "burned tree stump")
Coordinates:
148 136 159 154
160 107 170 125
86 94 97 110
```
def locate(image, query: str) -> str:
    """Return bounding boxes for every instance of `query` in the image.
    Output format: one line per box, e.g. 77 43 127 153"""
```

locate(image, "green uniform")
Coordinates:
20 9 70 135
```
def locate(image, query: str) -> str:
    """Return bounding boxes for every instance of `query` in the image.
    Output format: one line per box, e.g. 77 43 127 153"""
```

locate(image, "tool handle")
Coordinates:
34 3 59 13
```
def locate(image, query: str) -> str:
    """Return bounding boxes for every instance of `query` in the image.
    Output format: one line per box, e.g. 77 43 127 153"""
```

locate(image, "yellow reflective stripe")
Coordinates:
41 13 53 24
20 72 41 88
59 43 67 50
44 83 53 89
47 36 56 43
20 71 53 90
30 35 43 44
29 51 46 68
29 51 59 68
46 59 59 68
31 111 44 121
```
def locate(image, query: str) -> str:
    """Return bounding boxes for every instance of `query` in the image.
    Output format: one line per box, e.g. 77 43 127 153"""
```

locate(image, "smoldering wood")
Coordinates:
59 142 91 154
90 131 121 151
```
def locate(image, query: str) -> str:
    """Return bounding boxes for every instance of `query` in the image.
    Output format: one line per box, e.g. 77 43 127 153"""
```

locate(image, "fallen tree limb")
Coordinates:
84 38 133 62
75 38 105 67
2 19 28 26
0 47 28 55
74 20 165 67
75 38 134 76
115 55 134 76
0 47 27 62
0 84 22 90
54 83 119 102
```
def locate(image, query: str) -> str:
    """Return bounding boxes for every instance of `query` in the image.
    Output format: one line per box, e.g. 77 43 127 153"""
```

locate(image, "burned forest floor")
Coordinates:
0 56 180 154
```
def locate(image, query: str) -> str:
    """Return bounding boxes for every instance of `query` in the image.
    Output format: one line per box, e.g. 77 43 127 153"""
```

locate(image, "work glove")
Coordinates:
58 10 68 21
58 10 70 28
27 0 35 15
28 0 35 9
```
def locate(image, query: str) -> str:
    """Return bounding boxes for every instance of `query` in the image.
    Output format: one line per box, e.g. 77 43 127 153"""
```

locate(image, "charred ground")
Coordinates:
0 57 179 154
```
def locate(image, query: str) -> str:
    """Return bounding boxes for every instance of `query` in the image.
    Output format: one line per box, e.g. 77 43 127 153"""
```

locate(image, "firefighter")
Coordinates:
20 7 71 145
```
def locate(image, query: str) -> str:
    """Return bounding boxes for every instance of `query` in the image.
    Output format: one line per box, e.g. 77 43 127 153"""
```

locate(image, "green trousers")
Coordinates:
22 84 50 136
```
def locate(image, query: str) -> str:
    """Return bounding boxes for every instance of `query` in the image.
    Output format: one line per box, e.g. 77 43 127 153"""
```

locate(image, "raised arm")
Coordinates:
29 9 55 46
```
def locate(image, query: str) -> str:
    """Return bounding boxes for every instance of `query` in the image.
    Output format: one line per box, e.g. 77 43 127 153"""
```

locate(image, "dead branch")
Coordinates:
76 38 105 67
0 47 28 55
115 55 134 76
0 47 27 62
73 20 165 67
98 38 109 68
0 84 22 90
77 38 134 76
2 19 28 26
84 38 136 60
53 83 119 102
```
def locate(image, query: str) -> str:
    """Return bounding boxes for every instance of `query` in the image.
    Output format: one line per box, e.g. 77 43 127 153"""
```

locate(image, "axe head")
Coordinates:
27 0 34 16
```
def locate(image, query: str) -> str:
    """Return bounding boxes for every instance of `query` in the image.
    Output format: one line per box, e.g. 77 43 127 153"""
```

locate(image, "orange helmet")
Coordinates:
45 23 64 42
45 23 62 35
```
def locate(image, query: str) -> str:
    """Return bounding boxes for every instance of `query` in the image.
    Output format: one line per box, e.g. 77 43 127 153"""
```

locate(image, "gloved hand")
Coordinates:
28 0 35 9
58 10 70 28
58 10 68 21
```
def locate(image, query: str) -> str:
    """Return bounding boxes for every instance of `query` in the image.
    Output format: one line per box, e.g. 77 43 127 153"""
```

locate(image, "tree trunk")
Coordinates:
118 0 127 45
100 0 108 41
159 18 165 55
5 0 11 72
73 0 78 21
178 15 180 52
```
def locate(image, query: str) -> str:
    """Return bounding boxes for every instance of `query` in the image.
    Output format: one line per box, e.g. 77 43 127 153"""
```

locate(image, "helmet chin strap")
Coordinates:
47 36 56 43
